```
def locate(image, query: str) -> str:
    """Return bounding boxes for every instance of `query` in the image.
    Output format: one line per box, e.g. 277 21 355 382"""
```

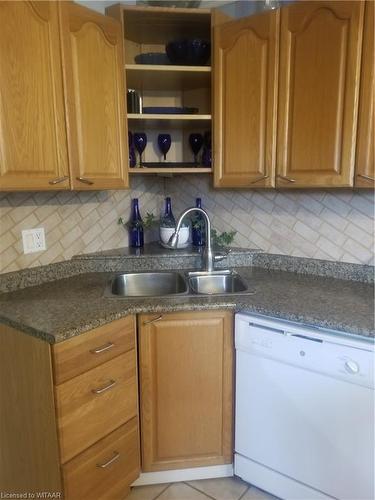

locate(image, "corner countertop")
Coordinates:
0 266 373 343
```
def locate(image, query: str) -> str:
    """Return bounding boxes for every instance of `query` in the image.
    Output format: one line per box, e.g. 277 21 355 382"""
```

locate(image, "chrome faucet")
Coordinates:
168 207 216 273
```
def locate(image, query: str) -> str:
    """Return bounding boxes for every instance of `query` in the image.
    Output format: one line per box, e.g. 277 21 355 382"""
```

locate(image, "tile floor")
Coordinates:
127 477 278 500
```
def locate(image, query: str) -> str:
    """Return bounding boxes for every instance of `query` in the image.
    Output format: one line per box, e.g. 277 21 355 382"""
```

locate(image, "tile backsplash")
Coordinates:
0 174 373 273
0 177 163 274
166 175 374 266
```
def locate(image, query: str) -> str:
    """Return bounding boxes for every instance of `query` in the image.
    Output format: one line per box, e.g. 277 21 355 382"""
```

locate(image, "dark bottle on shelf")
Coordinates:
128 198 144 248
160 197 176 229
192 198 206 247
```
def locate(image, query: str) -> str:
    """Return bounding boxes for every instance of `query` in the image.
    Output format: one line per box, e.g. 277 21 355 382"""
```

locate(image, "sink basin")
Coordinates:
107 272 188 297
188 271 248 295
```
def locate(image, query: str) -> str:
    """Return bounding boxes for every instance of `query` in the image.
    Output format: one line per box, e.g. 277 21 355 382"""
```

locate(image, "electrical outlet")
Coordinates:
22 228 46 254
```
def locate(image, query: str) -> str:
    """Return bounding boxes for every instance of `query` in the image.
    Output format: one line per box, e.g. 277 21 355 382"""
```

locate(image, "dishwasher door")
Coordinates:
234 313 375 500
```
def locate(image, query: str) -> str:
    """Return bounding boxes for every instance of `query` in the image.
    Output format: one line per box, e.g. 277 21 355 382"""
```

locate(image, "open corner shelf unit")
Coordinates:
107 4 213 175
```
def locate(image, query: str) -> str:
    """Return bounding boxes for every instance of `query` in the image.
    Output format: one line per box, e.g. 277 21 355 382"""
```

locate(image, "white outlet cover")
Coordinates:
22 228 46 254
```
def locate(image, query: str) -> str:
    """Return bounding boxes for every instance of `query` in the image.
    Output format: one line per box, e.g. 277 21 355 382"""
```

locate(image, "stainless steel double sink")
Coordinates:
105 270 250 298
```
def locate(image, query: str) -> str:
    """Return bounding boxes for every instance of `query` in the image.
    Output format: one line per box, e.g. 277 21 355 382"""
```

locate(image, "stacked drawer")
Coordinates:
52 316 140 500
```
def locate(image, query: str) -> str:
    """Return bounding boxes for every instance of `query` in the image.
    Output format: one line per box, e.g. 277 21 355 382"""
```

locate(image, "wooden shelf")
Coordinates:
126 64 211 91
130 167 212 174
127 113 211 128
119 5 211 45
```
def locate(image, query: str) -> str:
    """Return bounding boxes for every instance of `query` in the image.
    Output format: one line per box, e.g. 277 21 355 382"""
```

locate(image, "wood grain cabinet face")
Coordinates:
63 418 140 500
214 10 279 188
355 0 374 188
0 1 70 191
59 2 128 190
276 1 364 188
55 350 138 464
138 311 233 472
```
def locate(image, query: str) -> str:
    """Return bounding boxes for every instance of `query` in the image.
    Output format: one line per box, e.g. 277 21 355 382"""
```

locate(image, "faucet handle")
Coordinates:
214 249 230 262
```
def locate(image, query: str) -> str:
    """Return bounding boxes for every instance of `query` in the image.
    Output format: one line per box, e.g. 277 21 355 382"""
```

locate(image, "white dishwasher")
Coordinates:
234 313 374 500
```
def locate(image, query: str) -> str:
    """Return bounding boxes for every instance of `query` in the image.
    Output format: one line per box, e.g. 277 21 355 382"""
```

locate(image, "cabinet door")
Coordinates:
59 2 128 190
213 10 279 188
355 1 374 188
139 311 233 472
277 1 364 188
0 1 70 191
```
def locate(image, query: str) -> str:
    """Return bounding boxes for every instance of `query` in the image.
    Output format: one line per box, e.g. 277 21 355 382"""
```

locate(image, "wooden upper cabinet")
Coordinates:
59 2 128 190
138 311 233 472
0 1 70 191
213 10 279 188
355 1 374 188
276 1 364 188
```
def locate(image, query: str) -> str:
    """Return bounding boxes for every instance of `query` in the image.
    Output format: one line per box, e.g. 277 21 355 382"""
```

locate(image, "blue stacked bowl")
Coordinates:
166 39 210 66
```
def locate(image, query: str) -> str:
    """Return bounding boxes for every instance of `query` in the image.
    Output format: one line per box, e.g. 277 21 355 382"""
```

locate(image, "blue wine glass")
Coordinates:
158 134 171 161
202 131 212 167
189 133 204 164
128 131 136 167
134 132 147 165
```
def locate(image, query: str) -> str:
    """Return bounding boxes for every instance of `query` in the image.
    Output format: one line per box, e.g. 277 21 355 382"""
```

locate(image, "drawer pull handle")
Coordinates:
251 175 269 184
143 315 163 325
277 175 296 183
91 379 116 395
90 342 114 354
96 451 120 468
76 176 94 185
49 176 69 185
357 174 375 182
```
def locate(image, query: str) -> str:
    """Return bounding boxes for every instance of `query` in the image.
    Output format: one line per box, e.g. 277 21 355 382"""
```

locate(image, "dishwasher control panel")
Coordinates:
235 313 375 389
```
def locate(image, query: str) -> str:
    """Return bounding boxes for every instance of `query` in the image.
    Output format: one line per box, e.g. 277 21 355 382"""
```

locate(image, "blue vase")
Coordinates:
192 198 205 247
128 198 144 248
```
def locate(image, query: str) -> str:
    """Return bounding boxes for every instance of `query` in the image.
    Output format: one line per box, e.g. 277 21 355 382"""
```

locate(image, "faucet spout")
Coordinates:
168 207 214 273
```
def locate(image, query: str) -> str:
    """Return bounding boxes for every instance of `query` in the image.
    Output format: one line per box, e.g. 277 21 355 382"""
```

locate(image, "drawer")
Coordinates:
63 418 140 500
52 316 135 384
56 350 137 463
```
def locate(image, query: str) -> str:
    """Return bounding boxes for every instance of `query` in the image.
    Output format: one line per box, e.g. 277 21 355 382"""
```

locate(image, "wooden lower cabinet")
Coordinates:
138 311 234 472
0 316 140 499
0 310 235 495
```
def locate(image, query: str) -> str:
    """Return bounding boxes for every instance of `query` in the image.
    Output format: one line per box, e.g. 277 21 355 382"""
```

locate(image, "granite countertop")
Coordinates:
0 266 373 343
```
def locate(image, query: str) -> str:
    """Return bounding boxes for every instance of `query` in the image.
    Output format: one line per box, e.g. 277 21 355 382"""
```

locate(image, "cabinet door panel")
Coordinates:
0 1 69 191
214 11 279 188
139 311 233 472
277 1 364 188
60 2 128 190
355 1 374 188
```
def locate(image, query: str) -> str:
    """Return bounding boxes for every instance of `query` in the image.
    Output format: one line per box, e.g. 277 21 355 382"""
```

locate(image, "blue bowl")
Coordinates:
166 39 210 66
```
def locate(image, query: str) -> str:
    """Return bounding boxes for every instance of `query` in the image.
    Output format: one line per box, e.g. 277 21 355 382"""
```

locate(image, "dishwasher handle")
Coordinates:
248 322 285 335
288 333 323 343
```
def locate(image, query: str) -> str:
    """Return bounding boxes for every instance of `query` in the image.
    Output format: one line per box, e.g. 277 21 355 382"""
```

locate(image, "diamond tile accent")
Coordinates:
165 176 374 266
0 177 164 273
0 174 374 274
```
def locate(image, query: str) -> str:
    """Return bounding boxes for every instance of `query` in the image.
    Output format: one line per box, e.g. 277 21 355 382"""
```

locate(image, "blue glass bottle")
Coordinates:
160 197 176 228
128 198 144 248
192 198 205 247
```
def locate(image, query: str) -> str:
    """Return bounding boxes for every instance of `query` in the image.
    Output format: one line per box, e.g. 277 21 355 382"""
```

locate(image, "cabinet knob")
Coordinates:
91 379 116 394
90 342 115 354
251 175 269 184
277 175 296 183
49 176 69 185
76 176 94 185
143 315 163 325
357 174 375 182
96 451 120 468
